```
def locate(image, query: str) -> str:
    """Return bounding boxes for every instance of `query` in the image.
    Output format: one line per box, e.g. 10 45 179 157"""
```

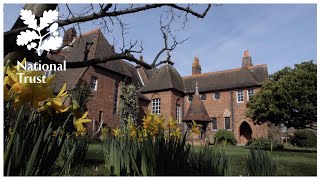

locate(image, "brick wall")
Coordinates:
81 66 126 135
183 87 268 144
142 90 184 125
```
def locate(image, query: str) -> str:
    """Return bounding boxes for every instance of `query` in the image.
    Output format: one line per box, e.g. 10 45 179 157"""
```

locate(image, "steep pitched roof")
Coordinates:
183 65 268 93
183 84 211 122
140 64 185 93
50 29 141 92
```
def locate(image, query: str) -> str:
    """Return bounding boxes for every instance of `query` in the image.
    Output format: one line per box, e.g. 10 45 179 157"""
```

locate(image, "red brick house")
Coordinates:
52 28 269 144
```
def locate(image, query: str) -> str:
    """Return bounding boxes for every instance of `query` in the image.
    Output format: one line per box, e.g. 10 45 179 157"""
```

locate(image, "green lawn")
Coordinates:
69 143 317 176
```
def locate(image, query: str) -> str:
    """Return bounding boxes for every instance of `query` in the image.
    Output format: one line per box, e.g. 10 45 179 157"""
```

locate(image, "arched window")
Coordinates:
176 99 181 123
151 93 161 114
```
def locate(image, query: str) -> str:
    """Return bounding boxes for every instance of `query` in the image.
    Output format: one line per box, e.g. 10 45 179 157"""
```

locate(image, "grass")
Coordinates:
69 143 317 176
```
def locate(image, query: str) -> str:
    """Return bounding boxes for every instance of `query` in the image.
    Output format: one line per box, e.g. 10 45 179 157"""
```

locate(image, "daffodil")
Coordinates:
73 111 91 133
191 120 200 135
113 128 122 137
173 127 182 138
38 83 69 113
167 116 177 129
129 124 137 138
101 127 108 138
4 58 57 109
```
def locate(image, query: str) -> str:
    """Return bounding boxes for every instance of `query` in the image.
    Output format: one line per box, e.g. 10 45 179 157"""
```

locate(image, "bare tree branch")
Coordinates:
4 4 212 37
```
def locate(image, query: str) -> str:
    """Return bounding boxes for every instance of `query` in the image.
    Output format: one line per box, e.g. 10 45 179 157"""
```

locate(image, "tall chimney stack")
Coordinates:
242 50 253 67
192 57 201 75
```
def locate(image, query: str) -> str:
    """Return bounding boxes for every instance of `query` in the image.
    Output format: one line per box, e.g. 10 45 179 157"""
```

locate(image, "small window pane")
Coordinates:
213 92 220 100
237 90 244 103
188 96 193 102
152 98 161 114
248 89 254 101
224 117 231 130
200 94 206 101
90 76 98 91
176 104 181 123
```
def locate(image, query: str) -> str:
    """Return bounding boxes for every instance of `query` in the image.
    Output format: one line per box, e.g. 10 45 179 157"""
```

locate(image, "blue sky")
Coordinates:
4 4 317 76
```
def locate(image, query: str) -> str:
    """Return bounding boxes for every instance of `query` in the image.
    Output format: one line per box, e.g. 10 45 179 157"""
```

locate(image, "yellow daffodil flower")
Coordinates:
73 111 91 133
4 58 58 109
113 128 122 137
167 116 177 129
38 83 69 113
191 120 200 135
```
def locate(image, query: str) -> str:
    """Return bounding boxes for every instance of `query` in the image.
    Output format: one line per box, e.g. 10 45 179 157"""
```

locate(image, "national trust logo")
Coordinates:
16 9 63 56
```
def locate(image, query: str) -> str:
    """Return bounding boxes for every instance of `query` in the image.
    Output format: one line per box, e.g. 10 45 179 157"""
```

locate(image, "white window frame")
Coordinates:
224 117 231 130
176 104 181 123
236 90 244 103
90 76 98 91
213 92 220 100
247 88 255 101
187 95 193 102
152 98 161 114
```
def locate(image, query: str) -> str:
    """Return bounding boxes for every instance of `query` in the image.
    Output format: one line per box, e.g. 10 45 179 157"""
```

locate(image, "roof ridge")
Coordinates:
243 66 261 85
92 29 101 59
182 64 267 79
77 28 101 38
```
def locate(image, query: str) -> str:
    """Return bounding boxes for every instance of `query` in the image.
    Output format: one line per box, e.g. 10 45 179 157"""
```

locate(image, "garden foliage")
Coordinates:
213 129 237 145
103 113 230 176
4 59 92 176
118 84 139 127
246 138 284 151
291 129 316 147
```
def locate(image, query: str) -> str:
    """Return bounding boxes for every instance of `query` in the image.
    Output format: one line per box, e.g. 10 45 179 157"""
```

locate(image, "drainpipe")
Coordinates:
230 90 235 133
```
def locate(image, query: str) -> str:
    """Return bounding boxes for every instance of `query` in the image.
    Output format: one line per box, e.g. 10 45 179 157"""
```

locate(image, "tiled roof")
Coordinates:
183 65 268 93
183 85 211 122
140 64 185 93
50 29 142 92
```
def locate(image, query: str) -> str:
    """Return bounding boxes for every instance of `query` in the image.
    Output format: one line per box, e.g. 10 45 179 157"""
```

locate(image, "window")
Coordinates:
90 76 98 91
187 96 193 102
247 89 254 101
211 117 217 130
213 92 220 100
236 90 244 103
224 117 231 130
113 83 119 114
176 104 181 123
200 94 207 101
152 98 161 114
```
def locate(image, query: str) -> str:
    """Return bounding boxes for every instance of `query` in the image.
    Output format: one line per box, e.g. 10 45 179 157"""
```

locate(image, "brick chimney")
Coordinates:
242 50 253 67
63 27 77 45
192 57 201 75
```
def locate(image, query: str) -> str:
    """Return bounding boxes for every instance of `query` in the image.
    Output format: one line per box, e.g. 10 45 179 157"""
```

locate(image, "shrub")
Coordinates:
246 149 278 176
246 138 283 151
292 129 316 147
213 129 237 145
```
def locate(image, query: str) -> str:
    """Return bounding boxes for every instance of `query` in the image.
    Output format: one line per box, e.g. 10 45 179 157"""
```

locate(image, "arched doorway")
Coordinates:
239 121 252 145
